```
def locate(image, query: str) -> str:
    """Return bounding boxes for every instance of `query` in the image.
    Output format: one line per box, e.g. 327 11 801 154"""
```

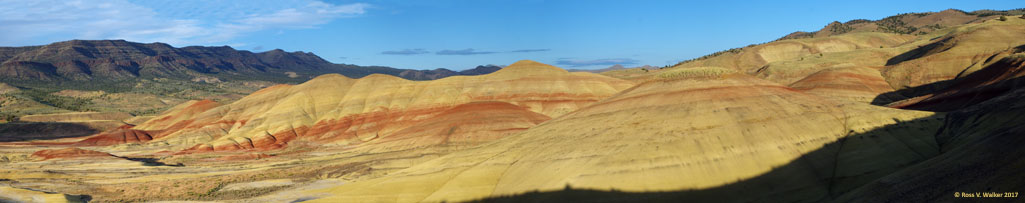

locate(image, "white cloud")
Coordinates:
0 0 368 46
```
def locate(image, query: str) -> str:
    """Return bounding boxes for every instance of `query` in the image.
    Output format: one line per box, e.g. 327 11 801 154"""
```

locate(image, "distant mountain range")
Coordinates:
398 65 503 80
0 40 499 82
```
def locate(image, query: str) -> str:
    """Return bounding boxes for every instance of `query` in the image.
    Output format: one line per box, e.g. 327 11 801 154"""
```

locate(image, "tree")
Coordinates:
999 16 1008 21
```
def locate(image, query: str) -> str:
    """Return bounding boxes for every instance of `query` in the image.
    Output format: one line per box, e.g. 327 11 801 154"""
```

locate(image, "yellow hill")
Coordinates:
881 17 1025 90
310 70 940 202
137 60 635 152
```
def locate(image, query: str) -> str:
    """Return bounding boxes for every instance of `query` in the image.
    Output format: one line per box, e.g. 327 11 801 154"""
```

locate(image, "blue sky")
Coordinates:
0 0 1021 70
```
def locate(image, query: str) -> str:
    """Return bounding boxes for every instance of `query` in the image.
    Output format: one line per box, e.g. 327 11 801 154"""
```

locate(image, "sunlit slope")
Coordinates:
132 99 221 132
312 69 940 202
134 60 634 151
676 32 914 75
789 66 897 103
609 16 1025 106
881 17 1025 90
604 32 921 90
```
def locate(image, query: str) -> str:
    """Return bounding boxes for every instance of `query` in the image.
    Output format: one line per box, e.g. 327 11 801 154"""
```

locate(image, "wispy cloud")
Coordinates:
383 48 549 56
555 58 639 67
0 0 369 46
381 49 429 55
436 48 497 55
511 49 551 53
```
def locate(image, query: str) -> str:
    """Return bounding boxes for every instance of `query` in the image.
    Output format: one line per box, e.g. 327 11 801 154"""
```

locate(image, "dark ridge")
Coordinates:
0 40 503 83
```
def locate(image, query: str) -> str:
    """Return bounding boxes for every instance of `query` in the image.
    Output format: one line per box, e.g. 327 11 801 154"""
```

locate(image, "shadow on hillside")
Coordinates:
114 156 184 167
871 48 1025 111
884 37 951 66
0 122 99 142
64 194 92 203
466 115 949 203
869 80 953 106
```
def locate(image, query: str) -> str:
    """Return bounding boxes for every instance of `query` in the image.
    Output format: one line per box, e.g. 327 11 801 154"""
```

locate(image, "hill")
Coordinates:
125 60 634 154
778 8 1025 40
1 8 1024 203
0 40 503 122
0 40 500 82
310 65 940 202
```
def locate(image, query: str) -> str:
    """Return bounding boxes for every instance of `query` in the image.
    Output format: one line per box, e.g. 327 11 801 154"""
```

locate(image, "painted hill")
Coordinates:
309 66 940 202
129 60 634 153
672 32 916 83
1 9 1025 203
31 147 114 160
613 11 1025 107
880 17 1025 92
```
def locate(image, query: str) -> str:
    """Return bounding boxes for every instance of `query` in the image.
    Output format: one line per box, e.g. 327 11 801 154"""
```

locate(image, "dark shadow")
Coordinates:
64 194 92 203
885 37 952 66
0 122 99 142
289 197 319 203
113 156 184 167
869 80 953 106
872 46 1025 111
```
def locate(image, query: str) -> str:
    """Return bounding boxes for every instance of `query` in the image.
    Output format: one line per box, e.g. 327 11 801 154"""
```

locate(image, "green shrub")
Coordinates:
18 89 94 112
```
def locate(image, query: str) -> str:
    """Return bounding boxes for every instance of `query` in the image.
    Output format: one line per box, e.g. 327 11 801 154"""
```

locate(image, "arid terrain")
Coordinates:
2 8 1025 203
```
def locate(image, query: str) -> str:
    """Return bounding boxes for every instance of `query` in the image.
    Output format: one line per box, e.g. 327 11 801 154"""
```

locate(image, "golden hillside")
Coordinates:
133 60 634 152
309 70 941 202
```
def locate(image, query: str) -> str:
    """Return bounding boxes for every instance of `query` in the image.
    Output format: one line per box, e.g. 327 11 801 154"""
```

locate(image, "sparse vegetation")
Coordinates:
657 67 737 79
844 19 871 24
828 22 854 34
672 44 759 67
19 89 94 112
876 14 918 34
922 23 944 30
971 8 1025 17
